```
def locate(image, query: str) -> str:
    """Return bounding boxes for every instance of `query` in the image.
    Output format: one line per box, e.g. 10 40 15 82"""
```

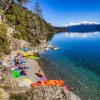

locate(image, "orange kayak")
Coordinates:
30 80 64 87
28 53 34 56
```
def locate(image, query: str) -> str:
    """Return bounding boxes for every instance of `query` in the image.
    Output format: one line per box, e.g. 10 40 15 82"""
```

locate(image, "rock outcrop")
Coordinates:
5 26 31 50
0 88 9 100
27 86 81 100
5 25 52 53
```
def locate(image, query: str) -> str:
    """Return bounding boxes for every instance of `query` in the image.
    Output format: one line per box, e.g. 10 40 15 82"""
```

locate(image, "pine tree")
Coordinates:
33 1 47 40
4 0 30 13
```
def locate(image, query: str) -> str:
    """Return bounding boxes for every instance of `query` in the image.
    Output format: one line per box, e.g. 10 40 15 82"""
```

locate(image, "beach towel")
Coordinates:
14 67 29 71
12 70 19 78
18 55 24 58
13 62 26 65
22 47 28 51
19 73 26 76
12 63 26 68
12 60 26 63
12 65 18 68
40 76 47 81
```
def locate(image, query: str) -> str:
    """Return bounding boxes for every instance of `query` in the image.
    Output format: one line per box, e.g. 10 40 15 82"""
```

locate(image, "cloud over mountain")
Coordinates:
65 21 98 26
65 21 100 32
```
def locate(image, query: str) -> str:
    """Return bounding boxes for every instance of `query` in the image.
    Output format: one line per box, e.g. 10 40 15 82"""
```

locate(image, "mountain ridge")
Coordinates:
65 21 100 32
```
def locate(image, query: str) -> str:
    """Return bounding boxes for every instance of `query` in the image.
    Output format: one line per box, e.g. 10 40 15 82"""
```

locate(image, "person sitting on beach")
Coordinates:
14 55 24 69
14 56 20 65
20 68 27 75
0 61 2 66
35 69 44 77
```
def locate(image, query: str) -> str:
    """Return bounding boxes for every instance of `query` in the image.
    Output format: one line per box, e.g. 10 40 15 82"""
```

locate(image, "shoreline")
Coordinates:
1 50 81 100
2 50 46 84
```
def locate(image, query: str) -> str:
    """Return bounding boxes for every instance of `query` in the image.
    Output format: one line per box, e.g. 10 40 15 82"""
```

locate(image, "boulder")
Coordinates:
28 86 81 100
0 88 9 100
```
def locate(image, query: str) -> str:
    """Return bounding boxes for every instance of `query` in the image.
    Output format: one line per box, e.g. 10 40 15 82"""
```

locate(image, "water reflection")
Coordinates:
47 33 54 41
65 32 99 38
41 31 100 100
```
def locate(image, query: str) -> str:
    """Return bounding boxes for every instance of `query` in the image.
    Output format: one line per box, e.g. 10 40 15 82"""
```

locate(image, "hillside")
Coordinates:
5 3 55 42
0 2 81 100
0 2 68 56
0 2 56 56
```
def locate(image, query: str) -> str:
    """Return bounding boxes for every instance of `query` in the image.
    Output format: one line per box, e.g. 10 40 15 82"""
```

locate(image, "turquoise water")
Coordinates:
40 32 100 100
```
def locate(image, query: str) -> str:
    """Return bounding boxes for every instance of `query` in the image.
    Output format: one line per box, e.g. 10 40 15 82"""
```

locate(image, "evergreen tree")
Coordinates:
4 0 30 13
34 1 43 17
33 1 48 40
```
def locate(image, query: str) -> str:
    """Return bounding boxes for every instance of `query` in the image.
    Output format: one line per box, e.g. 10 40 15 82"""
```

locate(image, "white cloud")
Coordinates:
65 21 98 26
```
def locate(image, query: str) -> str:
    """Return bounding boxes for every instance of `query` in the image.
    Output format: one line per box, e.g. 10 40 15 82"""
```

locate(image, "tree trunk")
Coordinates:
4 0 13 14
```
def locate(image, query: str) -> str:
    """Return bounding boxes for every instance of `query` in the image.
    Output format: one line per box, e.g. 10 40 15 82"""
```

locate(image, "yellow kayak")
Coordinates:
18 52 35 57
28 53 34 56
18 52 28 57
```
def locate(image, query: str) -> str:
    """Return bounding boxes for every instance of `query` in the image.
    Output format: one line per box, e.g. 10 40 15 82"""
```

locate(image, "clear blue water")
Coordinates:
40 32 100 100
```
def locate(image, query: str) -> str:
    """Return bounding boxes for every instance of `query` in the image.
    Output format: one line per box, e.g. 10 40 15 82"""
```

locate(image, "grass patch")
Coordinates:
13 32 21 39
0 23 11 55
10 93 28 100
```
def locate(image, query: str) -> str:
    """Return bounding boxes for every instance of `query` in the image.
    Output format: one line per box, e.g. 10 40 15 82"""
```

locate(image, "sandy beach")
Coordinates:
3 50 45 85
1 50 81 100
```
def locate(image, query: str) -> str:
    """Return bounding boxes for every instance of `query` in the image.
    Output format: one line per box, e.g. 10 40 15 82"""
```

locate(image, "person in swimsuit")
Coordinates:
35 69 44 77
20 67 27 75
14 56 20 65
14 55 24 69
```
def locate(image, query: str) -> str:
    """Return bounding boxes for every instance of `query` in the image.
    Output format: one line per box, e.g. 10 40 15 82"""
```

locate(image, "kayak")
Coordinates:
18 52 34 57
28 56 40 60
18 52 28 57
30 80 64 87
18 52 39 60
28 53 34 56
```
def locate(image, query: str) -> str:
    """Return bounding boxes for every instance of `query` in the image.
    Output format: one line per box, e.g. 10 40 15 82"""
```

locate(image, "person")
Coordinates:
20 67 27 75
35 69 44 77
14 56 20 65
0 61 2 66
14 55 24 69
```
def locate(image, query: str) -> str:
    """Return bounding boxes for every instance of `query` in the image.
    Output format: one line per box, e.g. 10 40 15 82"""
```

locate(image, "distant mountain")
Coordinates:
65 21 100 32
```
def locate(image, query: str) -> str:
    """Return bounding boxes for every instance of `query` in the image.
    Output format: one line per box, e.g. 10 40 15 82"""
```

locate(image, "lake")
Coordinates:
40 32 100 100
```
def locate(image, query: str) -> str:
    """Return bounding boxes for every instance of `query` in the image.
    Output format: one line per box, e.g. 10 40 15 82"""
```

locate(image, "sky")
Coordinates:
26 0 100 26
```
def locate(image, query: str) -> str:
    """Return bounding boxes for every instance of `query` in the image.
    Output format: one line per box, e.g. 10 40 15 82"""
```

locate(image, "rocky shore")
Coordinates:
0 50 81 100
0 15 81 100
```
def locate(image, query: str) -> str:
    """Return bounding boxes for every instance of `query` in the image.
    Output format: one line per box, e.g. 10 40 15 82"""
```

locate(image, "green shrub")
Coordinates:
6 14 16 24
0 23 11 54
4 48 11 55
0 85 10 90
10 93 28 100
5 3 55 45
13 32 21 39
0 53 3 58
0 23 7 42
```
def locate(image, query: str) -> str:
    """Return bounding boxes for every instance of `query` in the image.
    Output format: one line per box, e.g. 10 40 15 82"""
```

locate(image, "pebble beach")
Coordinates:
3 50 45 85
